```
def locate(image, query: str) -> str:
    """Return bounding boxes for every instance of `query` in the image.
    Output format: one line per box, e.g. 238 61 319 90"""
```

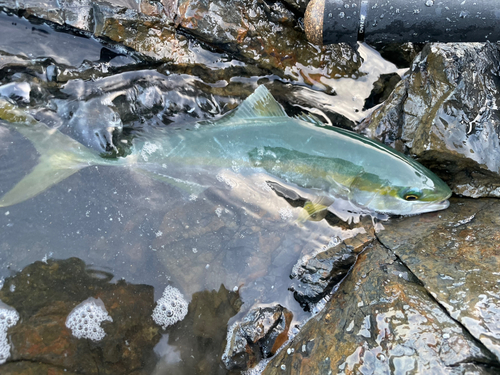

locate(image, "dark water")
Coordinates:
0 11 400 374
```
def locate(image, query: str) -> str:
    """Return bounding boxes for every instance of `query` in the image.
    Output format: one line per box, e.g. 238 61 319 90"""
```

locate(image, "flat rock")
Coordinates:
377 197 500 362
358 42 500 197
263 242 498 374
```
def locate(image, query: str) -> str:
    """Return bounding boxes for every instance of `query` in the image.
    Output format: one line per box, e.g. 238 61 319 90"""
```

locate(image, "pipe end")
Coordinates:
304 0 325 46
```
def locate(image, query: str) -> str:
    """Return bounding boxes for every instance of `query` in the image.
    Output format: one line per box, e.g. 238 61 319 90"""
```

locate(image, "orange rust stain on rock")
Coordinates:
270 310 293 354
236 28 248 44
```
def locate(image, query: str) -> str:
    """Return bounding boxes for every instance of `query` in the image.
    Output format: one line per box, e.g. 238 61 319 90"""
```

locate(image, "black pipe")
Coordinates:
305 0 500 45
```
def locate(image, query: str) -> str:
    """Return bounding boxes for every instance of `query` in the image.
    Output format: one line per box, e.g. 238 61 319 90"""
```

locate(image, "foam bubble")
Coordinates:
278 207 293 221
0 301 20 365
216 173 236 188
140 141 162 161
152 286 188 329
65 297 112 341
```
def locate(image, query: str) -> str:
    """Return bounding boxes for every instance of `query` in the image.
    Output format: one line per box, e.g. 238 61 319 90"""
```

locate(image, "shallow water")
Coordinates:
0 10 400 374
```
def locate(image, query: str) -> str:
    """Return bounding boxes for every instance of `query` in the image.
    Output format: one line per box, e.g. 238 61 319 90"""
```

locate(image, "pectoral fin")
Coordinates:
297 196 333 222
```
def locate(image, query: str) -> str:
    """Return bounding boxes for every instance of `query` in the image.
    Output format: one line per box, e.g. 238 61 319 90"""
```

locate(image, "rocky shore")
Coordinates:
0 0 499 374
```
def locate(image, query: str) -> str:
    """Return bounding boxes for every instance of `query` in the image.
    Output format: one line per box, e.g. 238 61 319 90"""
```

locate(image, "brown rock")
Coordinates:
377 197 500 361
263 242 497 374
0 258 161 374
177 0 361 93
153 285 242 375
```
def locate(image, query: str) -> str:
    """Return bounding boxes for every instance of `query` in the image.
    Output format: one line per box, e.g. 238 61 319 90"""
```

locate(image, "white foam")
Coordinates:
0 302 19 365
65 298 112 341
152 286 188 329
278 207 293 221
140 141 162 161
216 173 236 188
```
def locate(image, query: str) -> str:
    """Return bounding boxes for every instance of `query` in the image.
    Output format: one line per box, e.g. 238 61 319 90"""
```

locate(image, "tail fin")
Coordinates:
0 99 100 207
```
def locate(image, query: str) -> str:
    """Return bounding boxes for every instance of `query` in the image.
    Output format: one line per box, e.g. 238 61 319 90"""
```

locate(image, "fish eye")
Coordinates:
401 188 423 201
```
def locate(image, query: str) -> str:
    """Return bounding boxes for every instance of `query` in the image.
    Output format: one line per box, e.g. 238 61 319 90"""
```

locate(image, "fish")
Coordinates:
0 85 451 216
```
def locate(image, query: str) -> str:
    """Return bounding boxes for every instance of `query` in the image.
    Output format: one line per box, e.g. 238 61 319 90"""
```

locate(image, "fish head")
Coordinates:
348 169 452 216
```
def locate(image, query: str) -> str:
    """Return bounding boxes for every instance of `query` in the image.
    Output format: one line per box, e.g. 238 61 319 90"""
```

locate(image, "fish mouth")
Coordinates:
412 199 450 214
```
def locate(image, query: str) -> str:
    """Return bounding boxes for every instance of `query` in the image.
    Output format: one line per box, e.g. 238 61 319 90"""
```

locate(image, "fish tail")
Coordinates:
0 99 98 207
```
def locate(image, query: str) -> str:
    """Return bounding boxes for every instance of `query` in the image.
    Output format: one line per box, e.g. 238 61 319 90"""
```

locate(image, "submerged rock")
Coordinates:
154 285 242 375
222 304 292 371
359 42 500 197
378 197 500 362
0 258 161 374
263 242 498 374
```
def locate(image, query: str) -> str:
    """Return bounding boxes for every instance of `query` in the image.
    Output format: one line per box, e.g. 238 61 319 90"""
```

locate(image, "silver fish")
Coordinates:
0 86 451 215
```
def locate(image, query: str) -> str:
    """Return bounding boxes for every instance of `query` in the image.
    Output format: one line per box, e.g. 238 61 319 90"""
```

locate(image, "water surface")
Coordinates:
0 10 398 374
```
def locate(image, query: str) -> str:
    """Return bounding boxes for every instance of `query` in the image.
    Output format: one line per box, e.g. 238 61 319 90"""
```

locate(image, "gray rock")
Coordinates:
0 0 361 93
282 0 309 14
358 42 500 198
0 0 201 64
222 304 292 371
289 229 374 310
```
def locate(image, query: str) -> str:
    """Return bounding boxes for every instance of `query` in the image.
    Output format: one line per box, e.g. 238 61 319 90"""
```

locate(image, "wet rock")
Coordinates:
0 0 199 64
358 42 500 197
377 197 500 362
223 304 292 371
282 0 309 14
153 284 241 375
1 0 361 92
263 243 498 374
289 228 374 310
177 0 360 93
0 362 80 375
363 72 401 110
0 258 161 374
374 42 425 69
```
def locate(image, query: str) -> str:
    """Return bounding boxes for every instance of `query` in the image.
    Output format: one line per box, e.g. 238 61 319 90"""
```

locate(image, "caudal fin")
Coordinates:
0 99 100 207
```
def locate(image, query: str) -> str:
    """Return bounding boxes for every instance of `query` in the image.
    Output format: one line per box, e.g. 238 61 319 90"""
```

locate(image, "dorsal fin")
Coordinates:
215 86 288 125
